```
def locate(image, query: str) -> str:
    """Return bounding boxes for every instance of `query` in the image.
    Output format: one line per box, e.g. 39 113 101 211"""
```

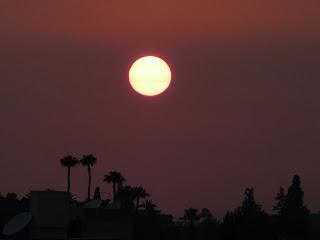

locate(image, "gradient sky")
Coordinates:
0 1 320 218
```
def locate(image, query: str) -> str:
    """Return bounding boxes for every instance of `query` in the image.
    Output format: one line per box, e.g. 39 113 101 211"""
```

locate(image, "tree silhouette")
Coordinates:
198 208 219 240
94 186 101 200
141 200 157 214
181 208 200 224
132 186 150 209
221 188 272 240
221 211 237 239
281 175 310 239
116 185 135 210
240 188 262 215
274 187 286 214
59 155 79 193
180 208 200 240
80 154 97 201
103 171 126 202
5 193 18 201
273 187 287 238
199 208 213 223
239 188 271 239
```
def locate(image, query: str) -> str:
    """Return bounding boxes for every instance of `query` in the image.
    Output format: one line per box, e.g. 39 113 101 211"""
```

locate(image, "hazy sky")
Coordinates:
0 1 320 217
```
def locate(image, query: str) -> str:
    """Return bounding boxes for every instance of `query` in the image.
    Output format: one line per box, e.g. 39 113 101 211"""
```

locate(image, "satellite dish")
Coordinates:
83 199 102 209
2 212 32 236
105 201 121 209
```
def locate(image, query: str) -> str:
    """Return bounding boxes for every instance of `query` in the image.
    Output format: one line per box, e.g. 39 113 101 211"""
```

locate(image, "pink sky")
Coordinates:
0 1 320 218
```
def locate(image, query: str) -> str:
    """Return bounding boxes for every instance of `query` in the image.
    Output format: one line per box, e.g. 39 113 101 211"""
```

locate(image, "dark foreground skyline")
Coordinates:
1 1 320 217
0 172 317 239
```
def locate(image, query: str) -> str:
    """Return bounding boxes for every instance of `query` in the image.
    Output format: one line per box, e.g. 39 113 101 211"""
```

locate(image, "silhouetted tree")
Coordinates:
5 193 18 201
281 175 310 239
199 208 213 222
221 210 241 240
20 194 30 211
180 208 199 240
198 208 220 240
141 200 157 214
117 185 135 210
94 186 101 200
0 193 25 219
180 208 200 224
240 188 262 215
80 154 97 200
274 187 286 214
239 188 271 239
199 208 219 225
132 186 150 209
103 171 126 202
60 155 79 193
221 188 272 240
273 187 287 238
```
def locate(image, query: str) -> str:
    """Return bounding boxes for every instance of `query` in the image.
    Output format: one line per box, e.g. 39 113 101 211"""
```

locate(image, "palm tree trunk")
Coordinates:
113 182 116 202
67 167 71 193
87 166 91 200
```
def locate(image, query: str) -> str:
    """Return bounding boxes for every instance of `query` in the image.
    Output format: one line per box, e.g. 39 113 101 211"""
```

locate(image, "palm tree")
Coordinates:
60 155 79 193
180 208 200 224
116 185 135 209
142 200 157 214
80 154 97 200
103 171 126 202
132 186 149 209
199 208 214 223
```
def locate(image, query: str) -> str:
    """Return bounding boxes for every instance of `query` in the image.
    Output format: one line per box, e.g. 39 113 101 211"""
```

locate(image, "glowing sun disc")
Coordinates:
129 56 171 96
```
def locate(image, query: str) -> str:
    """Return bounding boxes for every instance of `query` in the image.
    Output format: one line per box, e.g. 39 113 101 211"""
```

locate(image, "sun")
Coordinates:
129 56 171 96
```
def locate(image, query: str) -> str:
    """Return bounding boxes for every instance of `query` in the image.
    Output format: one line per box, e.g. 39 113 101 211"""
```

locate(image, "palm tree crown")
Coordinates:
116 185 136 209
60 155 79 168
80 154 97 167
132 186 150 209
104 171 126 202
59 155 79 193
142 200 157 213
